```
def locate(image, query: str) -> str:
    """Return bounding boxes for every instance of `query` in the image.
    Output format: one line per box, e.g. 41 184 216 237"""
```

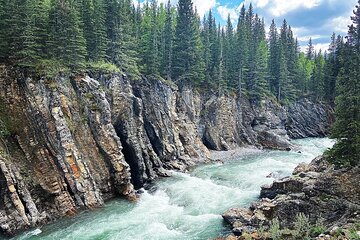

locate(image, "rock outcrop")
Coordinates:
222 157 360 239
0 66 333 236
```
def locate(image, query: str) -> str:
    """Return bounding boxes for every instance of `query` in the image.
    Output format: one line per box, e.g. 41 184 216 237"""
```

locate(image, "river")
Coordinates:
15 138 334 240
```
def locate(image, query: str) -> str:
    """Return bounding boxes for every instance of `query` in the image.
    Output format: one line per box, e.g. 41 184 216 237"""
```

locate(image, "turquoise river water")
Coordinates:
14 138 334 240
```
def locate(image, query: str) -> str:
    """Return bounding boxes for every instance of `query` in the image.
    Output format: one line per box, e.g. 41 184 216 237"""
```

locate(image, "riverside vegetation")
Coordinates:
0 0 359 239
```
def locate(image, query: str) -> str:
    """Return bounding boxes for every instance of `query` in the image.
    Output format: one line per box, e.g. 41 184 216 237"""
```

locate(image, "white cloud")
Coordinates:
269 0 321 16
193 0 217 17
217 6 238 23
241 0 269 8
240 0 322 17
300 43 329 52
297 34 325 42
150 0 216 17
326 15 352 33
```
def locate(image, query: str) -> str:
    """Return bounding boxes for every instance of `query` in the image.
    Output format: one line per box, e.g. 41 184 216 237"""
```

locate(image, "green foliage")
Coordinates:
269 218 281 240
48 0 87 68
293 213 311 239
309 217 326 237
0 0 347 108
328 2 360 168
348 229 360 240
87 61 120 73
172 0 205 85
0 119 10 138
347 223 360 240
0 98 20 136
35 59 70 78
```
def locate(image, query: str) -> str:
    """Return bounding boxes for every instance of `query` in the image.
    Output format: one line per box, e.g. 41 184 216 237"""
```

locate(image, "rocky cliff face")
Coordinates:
0 66 333 236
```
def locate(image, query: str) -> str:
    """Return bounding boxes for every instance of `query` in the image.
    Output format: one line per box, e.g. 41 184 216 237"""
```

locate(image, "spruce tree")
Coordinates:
236 5 249 96
306 38 314 60
310 51 325 100
172 0 204 84
324 34 342 104
268 20 280 97
162 1 174 79
105 0 139 77
328 0 360 167
48 0 87 68
251 40 269 103
80 0 107 62
16 0 37 66
0 0 9 59
224 14 237 89
189 8 205 85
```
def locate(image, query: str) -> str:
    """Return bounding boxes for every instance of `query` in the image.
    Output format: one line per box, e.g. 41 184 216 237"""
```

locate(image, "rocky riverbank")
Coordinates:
221 156 360 240
0 66 333 236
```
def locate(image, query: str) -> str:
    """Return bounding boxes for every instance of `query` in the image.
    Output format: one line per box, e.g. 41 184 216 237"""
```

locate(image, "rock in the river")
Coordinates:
222 156 360 238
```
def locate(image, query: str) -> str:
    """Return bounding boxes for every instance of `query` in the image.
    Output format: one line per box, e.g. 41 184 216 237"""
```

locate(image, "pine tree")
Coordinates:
161 1 174 79
205 10 220 86
139 1 159 76
201 15 211 84
223 14 237 89
16 0 38 66
286 26 300 99
33 0 50 60
105 0 139 77
217 35 226 94
0 0 9 59
189 8 205 85
172 0 204 84
324 34 342 104
328 0 360 167
310 51 325 100
268 19 280 98
80 0 107 62
236 5 249 96
306 38 314 60
48 0 87 68
250 40 269 103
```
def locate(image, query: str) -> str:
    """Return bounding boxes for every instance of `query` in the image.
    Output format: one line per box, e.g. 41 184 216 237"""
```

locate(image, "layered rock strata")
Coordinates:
0 66 333 235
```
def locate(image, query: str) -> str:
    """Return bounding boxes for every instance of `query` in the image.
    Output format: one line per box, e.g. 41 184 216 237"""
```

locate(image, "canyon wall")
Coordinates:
0 67 333 235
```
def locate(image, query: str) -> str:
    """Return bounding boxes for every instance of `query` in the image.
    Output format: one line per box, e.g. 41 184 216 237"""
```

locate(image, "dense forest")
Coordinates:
0 0 342 105
0 0 358 166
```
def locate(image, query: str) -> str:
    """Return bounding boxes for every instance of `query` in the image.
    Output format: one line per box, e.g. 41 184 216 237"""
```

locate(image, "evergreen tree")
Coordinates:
79 0 107 62
105 0 139 77
201 14 211 84
268 20 280 98
172 0 204 84
139 0 159 76
250 40 269 103
310 51 325 100
161 1 174 79
306 37 314 60
0 0 9 59
236 5 249 96
324 34 342 104
223 14 237 89
217 36 226 94
189 8 205 85
16 0 38 66
48 0 87 68
328 0 360 167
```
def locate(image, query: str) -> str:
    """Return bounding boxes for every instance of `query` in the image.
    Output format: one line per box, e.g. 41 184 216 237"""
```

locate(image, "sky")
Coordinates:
140 0 358 52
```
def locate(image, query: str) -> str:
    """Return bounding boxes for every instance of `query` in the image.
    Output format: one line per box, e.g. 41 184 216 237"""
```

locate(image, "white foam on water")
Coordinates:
15 228 42 240
13 138 334 240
